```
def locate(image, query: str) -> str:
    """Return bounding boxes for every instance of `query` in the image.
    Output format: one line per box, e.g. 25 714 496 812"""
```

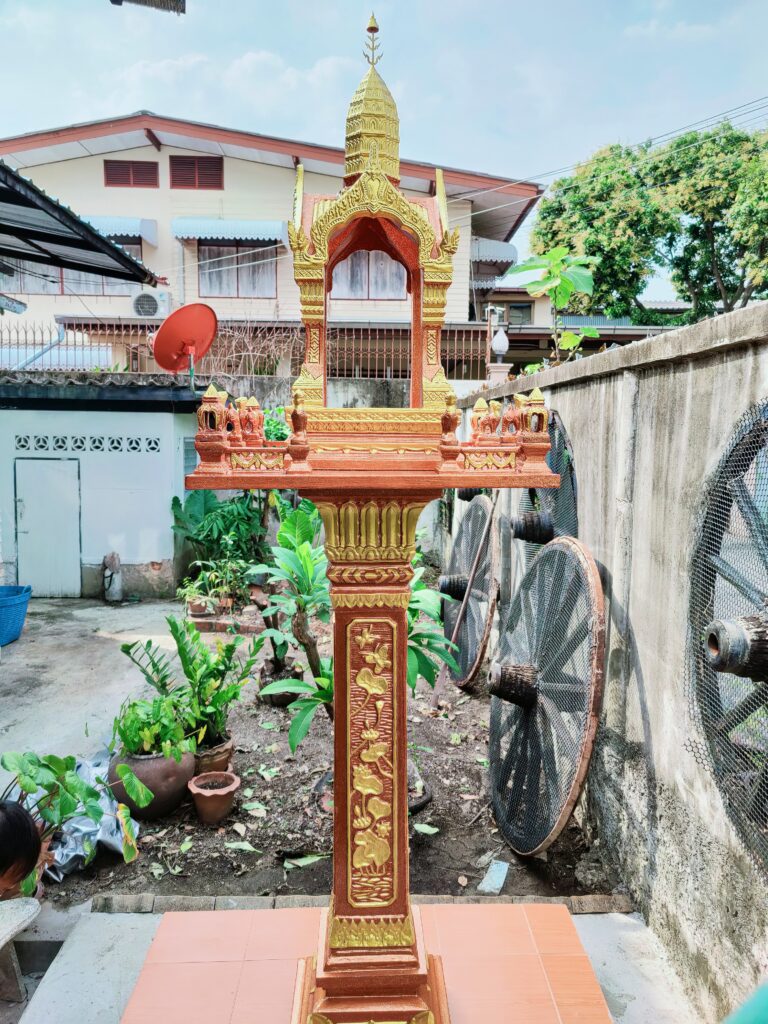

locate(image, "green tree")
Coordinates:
531 124 768 321
506 245 600 367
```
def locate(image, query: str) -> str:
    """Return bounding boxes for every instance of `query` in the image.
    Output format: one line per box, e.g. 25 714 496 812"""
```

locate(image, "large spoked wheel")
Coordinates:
489 536 605 855
439 494 500 692
688 404 768 869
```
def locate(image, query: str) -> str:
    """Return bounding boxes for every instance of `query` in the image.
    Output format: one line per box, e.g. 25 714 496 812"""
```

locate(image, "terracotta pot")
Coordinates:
195 734 233 774
108 750 195 820
188 599 211 617
188 771 241 825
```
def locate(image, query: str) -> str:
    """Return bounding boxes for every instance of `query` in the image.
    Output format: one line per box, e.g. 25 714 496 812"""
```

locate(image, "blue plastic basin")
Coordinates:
0 585 32 646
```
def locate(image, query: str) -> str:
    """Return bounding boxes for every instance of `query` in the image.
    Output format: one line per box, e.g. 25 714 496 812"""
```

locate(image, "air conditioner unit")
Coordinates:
132 289 171 319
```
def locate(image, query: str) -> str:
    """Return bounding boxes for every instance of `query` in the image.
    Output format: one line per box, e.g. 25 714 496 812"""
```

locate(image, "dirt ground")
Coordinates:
52 678 606 906
2 598 613 906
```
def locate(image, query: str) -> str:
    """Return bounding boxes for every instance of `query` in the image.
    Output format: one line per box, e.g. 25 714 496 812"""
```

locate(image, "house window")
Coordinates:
331 250 406 299
507 303 532 325
170 155 224 189
198 243 276 298
104 160 159 187
1 245 142 296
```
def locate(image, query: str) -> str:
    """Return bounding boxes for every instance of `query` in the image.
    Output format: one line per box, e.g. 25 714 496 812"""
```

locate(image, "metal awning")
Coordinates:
172 217 288 245
0 162 156 284
84 215 158 246
471 236 518 265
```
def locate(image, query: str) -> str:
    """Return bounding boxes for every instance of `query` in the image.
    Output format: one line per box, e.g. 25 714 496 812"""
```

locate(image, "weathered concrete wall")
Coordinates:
459 303 768 1020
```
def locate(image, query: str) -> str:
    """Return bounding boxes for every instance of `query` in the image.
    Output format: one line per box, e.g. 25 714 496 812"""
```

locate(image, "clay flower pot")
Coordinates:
188 771 241 825
194 734 234 774
187 599 211 617
108 750 195 821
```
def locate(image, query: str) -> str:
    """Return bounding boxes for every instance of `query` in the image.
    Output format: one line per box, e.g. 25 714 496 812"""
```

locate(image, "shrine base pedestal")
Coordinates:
292 907 451 1023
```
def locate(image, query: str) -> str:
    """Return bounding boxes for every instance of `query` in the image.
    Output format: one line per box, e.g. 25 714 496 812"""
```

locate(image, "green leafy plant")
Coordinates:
121 615 263 748
264 407 290 441
0 751 153 893
171 491 269 562
251 540 331 685
506 246 600 368
406 567 459 691
260 566 458 753
175 577 219 612
111 692 197 761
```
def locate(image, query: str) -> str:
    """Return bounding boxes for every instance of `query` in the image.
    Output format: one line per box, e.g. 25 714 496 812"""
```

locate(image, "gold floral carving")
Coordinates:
311 1015 432 1024
327 565 413 586
332 592 410 609
306 324 321 364
315 446 438 455
463 450 517 470
328 912 415 949
422 368 453 407
424 326 439 365
316 499 426 563
306 408 441 435
344 64 400 183
347 618 397 908
230 451 285 471
292 364 324 407
308 161 437 267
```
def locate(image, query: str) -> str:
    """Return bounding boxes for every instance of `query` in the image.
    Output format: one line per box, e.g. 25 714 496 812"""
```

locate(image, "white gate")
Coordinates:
15 459 81 597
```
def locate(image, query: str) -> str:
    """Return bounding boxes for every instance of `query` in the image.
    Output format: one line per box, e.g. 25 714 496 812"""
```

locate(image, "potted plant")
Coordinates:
0 750 152 896
187 769 241 825
176 578 217 617
108 692 197 820
121 616 263 775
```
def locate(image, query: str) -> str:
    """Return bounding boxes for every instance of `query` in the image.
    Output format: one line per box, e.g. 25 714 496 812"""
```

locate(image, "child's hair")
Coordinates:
0 800 41 882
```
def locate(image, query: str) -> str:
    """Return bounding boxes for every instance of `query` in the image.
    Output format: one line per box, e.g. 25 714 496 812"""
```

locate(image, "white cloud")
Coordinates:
82 48 359 144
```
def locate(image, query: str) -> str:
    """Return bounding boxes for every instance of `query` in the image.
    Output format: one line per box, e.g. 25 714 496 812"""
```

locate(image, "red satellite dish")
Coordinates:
151 303 217 373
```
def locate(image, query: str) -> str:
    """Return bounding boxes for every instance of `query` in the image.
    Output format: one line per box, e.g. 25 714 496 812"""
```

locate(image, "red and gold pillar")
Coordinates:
296 494 449 1023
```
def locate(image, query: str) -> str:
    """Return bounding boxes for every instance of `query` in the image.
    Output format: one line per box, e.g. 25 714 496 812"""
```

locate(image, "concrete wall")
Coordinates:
0 407 196 597
459 303 768 1020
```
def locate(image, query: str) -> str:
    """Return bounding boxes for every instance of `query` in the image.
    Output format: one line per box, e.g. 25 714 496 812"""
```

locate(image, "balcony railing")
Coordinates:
0 320 492 382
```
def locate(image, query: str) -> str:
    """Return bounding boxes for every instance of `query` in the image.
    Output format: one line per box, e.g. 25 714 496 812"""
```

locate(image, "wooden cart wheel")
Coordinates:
439 494 500 692
488 536 605 855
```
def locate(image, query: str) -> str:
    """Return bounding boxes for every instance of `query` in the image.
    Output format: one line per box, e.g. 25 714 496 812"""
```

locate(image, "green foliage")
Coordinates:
506 246 599 362
121 615 263 747
253 543 331 622
406 567 459 692
171 491 267 562
111 693 197 761
531 125 768 321
0 750 151 871
260 563 459 753
264 407 290 441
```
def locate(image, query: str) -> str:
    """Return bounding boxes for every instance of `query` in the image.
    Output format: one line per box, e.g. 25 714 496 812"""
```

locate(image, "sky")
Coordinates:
1 0 767 296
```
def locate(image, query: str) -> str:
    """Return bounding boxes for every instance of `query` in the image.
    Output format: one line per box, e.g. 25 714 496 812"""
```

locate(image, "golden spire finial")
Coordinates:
364 12 381 66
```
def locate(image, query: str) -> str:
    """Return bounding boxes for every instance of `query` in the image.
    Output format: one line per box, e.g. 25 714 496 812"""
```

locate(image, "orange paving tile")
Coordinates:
121 904 612 1024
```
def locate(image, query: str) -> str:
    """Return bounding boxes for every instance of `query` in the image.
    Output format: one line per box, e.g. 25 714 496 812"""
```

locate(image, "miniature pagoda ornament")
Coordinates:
186 16 559 1023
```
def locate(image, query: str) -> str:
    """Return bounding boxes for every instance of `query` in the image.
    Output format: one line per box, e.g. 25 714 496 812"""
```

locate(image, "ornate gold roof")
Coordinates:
344 16 400 184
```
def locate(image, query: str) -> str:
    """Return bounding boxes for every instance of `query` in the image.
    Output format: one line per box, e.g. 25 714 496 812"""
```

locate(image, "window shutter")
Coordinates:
196 157 224 189
131 161 159 187
104 160 158 187
170 155 223 189
170 156 198 188
104 160 133 186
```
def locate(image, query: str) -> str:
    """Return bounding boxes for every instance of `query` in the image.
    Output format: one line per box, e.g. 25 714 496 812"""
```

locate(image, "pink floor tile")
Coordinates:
146 909 255 964
244 906 321 961
230 959 301 1024
121 960 241 1024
